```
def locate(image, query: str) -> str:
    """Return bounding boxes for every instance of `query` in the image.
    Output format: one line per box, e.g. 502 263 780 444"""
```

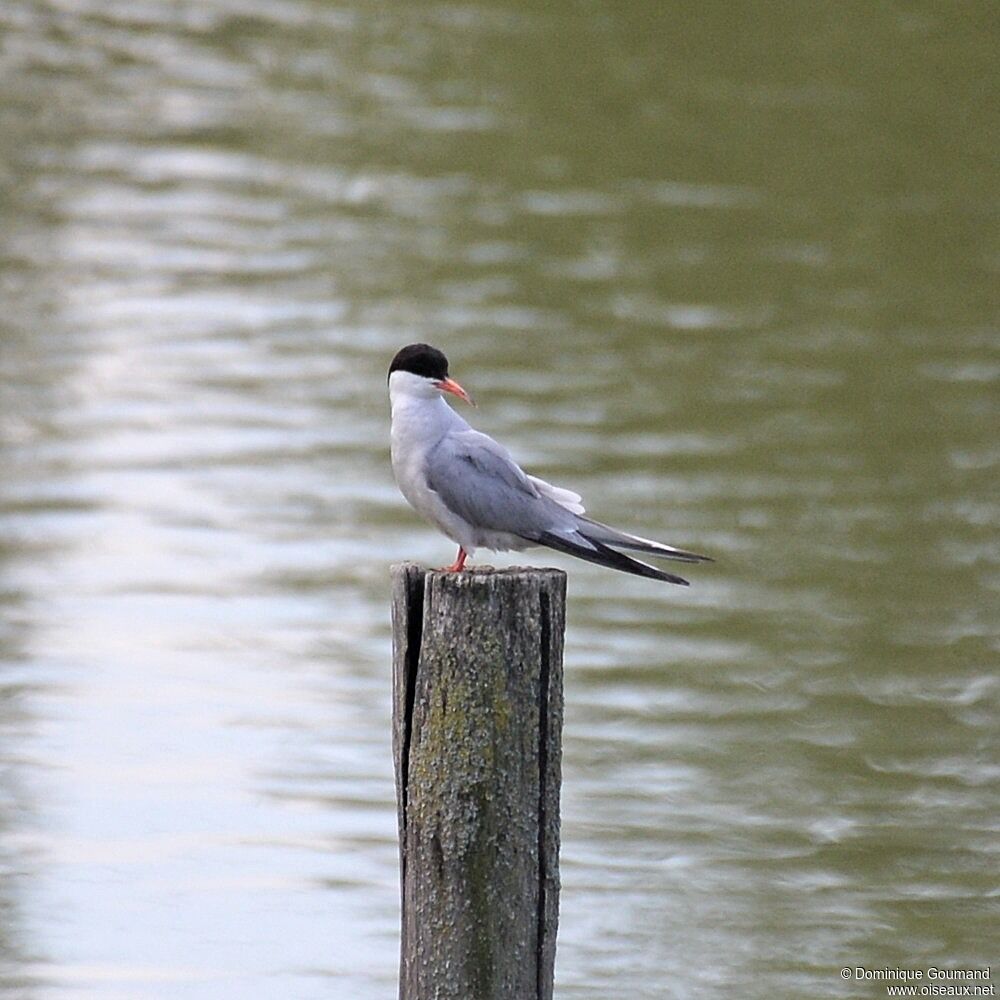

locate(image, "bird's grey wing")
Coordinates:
426 429 701 585
425 430 571 539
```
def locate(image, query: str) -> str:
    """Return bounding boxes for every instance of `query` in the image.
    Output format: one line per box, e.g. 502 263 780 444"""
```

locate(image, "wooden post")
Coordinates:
391 563 566 1000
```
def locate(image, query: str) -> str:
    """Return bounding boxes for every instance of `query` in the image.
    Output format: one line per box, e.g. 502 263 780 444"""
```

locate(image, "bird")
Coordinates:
387 343 712 585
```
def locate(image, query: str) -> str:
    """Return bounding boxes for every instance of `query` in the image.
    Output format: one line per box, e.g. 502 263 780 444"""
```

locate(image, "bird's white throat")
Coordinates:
389 371 470 471
388 369 442 406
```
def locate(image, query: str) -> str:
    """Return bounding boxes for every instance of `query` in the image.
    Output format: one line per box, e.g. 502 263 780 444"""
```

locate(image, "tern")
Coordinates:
388 343 712 585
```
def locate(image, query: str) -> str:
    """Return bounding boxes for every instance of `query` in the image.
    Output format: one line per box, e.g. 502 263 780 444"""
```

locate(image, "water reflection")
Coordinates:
1 1 997 998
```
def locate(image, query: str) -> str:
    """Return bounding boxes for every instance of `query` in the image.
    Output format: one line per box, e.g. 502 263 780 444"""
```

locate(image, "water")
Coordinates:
1 2 997 998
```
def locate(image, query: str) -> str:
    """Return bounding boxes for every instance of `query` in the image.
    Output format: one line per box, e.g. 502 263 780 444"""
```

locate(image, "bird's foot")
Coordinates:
440 547 468 572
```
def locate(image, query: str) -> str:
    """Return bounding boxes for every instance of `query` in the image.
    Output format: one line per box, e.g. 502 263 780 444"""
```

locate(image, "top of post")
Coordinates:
391 562 566 586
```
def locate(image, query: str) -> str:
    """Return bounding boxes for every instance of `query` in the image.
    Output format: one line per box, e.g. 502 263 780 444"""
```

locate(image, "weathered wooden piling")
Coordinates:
391 563 566 1000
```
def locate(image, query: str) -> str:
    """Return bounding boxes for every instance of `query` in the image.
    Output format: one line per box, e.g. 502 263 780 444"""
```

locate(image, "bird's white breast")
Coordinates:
389 378 479 550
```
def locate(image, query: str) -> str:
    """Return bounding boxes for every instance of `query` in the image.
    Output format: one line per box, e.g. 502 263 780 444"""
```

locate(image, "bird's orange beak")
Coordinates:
435 377 475 406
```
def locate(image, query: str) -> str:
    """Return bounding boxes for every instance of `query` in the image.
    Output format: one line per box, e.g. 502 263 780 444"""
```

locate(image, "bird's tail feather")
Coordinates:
538 531 691 586
577 517 712 564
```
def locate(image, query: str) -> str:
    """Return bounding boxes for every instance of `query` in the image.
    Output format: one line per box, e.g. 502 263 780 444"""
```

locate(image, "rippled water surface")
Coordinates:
1 3 997 998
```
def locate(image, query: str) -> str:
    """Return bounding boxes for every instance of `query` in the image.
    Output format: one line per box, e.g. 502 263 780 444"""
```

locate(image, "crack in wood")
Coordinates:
536 588 551 1000
399 569 424 890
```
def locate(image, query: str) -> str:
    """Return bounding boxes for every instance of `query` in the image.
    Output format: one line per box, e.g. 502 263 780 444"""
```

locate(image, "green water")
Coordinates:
0 2 996 998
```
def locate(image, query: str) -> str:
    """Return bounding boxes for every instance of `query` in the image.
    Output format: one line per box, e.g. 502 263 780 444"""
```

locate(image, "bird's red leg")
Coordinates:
442 547 468 572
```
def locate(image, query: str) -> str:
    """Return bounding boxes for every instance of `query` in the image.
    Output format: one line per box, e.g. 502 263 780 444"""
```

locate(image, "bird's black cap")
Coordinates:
388 343 449 382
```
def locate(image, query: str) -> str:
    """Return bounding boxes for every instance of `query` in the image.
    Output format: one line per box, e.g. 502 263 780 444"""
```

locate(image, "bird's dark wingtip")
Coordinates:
538 531 693 586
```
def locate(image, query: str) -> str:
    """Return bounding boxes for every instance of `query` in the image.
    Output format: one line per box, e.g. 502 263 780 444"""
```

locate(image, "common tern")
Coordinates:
388 343 711 585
